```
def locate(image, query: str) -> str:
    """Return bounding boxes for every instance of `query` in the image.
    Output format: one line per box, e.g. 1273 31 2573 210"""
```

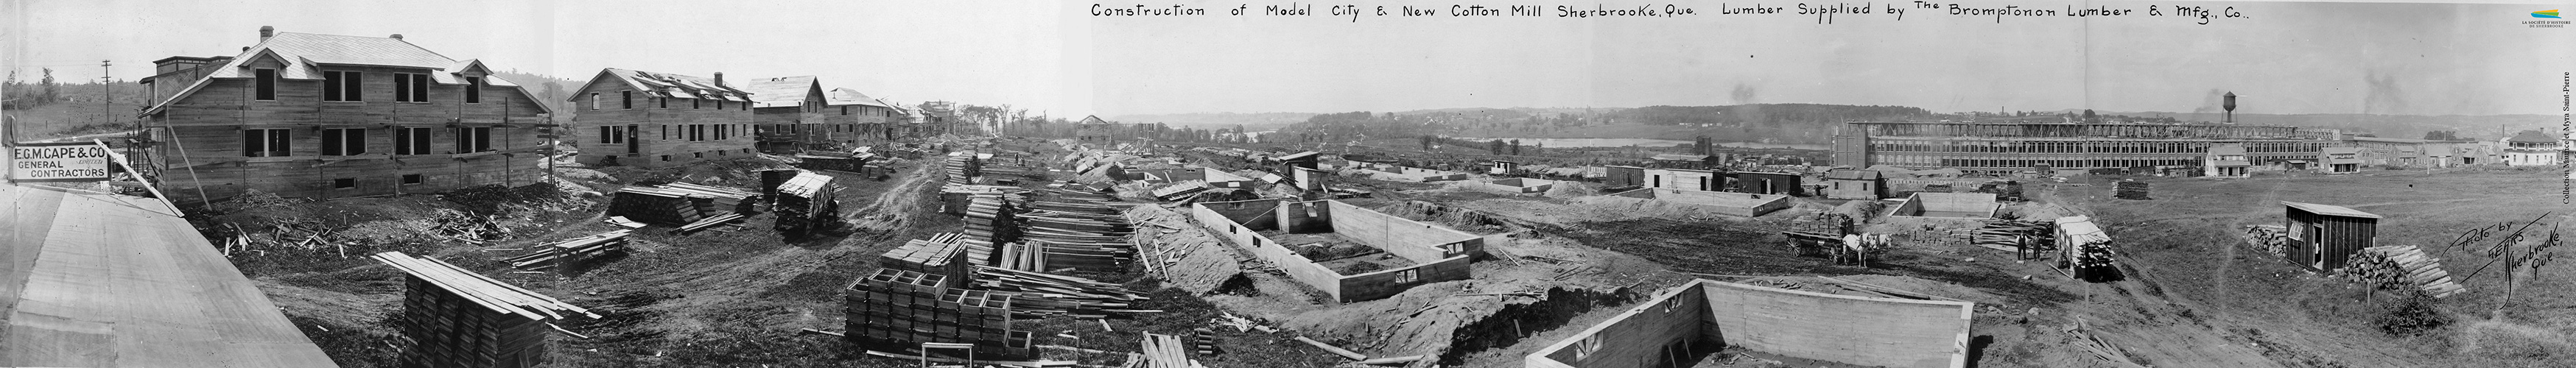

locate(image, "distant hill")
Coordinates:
3 77 155 141
492 70 583 118
1107 112 1313 131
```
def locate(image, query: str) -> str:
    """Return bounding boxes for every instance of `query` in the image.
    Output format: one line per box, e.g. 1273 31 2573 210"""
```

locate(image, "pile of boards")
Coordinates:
608 183 760 227
1136 333 1208 368
961 196 1023 266
1012 195 1139 272
1974 220 2057 259
946 154 983 185
2332 245 2468 298
2055 216 2119 280
939 185 1024 216
373 252 596 368
883 233 973 284
2113 181 2150 200
843 267 1036 361
502 230 633 271
772 171 841 233
969 265 1148 317
2242 224 2292 258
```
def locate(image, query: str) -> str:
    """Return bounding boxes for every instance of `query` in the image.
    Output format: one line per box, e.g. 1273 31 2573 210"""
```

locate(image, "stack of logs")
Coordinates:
502 230 632 272
2242 224 2290 258
2113 181 2150 200
2331 245 2468 298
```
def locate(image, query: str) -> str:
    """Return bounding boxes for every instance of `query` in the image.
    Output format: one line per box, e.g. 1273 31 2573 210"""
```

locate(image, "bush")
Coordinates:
2374 294 2453 336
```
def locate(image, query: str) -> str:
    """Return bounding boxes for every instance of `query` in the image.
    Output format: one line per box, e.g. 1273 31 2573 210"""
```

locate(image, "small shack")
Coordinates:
1274 151 1322 169
2282 202 2381 272
2318 147 2365 173
1603 166 1648 189
1730 171 1805 196
2205 144 2250 177
1820 169 1886 199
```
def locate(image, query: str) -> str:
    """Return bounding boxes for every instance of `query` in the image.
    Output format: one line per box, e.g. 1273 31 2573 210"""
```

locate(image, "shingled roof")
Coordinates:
2509 130 2558 144
741 76 821 108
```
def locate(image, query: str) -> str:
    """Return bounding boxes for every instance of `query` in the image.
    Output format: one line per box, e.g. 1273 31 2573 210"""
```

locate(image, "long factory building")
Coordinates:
1831 121 2352 174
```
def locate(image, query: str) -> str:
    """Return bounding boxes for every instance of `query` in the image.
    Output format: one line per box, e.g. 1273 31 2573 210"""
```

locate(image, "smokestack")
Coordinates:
389 34 403 40
713 72 725 88
259 26 273 40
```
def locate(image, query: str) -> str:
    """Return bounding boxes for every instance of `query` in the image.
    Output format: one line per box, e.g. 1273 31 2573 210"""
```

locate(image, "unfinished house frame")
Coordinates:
1526 279 1973 368
1190 199 1483 302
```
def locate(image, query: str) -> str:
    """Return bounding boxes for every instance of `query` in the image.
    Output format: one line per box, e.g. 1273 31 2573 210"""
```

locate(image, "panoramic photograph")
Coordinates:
4 0 2572 367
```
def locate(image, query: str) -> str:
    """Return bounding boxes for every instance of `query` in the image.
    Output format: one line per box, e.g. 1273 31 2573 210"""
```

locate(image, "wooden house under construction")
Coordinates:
136 27 553 203
2282 201 2381 272
565 68 756 168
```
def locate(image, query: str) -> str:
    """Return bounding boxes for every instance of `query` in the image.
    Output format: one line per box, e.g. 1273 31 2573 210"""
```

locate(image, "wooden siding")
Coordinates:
566 80 754 169
149 67 545 203
2286 208 2377 272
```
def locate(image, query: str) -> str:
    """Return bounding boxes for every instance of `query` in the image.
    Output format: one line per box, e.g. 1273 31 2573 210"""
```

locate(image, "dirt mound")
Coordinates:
1542 181 1601 198
1276 280 1622 364
1126 205 1246 294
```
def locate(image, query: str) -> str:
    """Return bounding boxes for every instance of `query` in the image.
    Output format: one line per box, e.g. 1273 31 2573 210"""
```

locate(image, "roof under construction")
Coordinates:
1 183 335 367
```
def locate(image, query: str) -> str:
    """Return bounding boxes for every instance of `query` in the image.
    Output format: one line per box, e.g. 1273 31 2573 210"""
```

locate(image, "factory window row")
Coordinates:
1868 140 2212 154
1872 154 2197 169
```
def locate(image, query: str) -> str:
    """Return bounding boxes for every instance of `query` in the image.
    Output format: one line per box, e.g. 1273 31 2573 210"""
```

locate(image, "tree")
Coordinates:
2082 109 2097 124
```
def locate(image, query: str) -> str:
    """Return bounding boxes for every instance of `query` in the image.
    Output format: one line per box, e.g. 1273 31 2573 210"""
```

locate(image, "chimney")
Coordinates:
713 72 725 87
389 34 403 40
259 26 273 40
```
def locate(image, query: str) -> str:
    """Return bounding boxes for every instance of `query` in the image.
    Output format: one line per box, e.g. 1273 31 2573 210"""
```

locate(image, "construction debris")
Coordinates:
2113 181 2150 200
1139 333 1207 368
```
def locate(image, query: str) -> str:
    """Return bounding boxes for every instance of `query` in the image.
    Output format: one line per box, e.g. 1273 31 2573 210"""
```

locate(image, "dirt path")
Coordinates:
600 164 944 334
845 163 942 232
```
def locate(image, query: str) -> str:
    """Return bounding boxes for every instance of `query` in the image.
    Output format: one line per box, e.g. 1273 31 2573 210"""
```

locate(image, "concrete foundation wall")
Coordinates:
1196 199 1281 232
1333 255 1472 302
1481 177 1557 194
1889 192 1997 218
1639 188 1792 217
1190 202 1339 297
1702 281 1972 368
1324 201 1482 262
1528 282 1714 368
1277 200 1333 233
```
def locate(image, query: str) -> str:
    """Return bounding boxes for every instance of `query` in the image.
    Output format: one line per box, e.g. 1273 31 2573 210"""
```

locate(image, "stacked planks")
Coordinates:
2113 181 2150 200
502 230 633 271
2242 224 2291 258
961 196 1022 266
971 265 1149 317
1974 220 2057 258
945 154 983 185
883 237 973 287
1138 333 1206 368
844 268 1037 361
939 185 1025 216
2332 245 2468 298
373 252 596 368
674 212 747 234
1017 204 1139 272
773 171 842 234
608 188 702 226
2056 216 2118 280
657 183 762 214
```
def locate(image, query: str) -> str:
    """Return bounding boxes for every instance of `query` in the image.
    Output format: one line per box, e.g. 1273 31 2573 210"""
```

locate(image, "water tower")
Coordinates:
2222 92 2237 124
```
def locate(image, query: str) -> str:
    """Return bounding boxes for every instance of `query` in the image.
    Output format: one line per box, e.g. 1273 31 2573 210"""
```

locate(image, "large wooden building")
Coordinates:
821 88 901 144
136 27 552 203
565 68 756 168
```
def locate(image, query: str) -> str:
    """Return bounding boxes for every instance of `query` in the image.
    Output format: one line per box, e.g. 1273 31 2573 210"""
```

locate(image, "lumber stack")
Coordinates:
2057 216 2118 280
2242 224 2290 258
970 265 1149 317
373 252 596 368
608 189 703 226
945 154 983 185
2113 181 2150 200
961 196 1022 266
1975 220 2057 258
656 183 762 214
502 230 633 271
2331 245 2468 298
938 185 1025 215
773 171 842 234
843 268 1039 361
883 237 972 286
674 212 746 234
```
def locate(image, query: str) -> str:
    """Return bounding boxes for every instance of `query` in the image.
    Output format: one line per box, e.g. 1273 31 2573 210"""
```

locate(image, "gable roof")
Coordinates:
1081 116 1110 125
143 32 548 116
742 76 821 107
826 88 889 107
575 68 752 102
2283 201 2382 219
2206 144 2247 155
2509 130 2557 144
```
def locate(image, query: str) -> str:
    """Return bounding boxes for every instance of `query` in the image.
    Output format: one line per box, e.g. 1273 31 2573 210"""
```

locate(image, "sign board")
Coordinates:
10 142 115 182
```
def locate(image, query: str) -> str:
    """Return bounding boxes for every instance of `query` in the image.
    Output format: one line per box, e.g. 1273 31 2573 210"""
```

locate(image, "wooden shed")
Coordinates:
2282 202 2380 272
1603 166 1648 189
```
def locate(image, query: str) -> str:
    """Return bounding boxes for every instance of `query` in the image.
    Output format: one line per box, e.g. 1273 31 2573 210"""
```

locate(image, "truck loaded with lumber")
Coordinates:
773 171 843 235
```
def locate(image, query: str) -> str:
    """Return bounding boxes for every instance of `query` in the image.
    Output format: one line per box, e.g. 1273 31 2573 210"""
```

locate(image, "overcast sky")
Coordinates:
6 0 2569 117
